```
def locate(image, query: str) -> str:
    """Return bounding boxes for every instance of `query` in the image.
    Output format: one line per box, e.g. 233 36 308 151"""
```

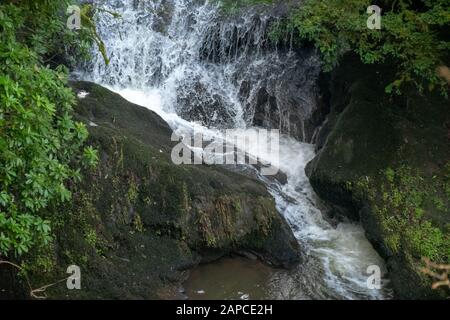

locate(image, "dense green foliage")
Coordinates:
0 1 98 258
290 0 450 94
355 166 450 263
220 0 450 94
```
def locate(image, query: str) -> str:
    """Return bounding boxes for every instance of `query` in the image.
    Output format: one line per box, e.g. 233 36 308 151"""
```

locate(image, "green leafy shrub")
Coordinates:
405 221 443 261
359 166 449 262
0 2 98 257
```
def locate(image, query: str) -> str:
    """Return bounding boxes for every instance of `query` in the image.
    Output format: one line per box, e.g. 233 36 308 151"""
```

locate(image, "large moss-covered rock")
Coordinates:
306 55 450 299
12 81 300 299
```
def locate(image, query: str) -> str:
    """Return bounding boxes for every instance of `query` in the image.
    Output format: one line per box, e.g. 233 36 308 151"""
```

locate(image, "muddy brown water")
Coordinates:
184 257 275 300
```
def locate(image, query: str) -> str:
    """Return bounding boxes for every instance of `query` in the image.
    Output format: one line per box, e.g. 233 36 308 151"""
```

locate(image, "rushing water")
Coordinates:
78 0 392 299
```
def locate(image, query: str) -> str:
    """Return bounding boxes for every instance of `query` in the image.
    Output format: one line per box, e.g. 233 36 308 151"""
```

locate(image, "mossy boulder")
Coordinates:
19 81 299 299
306 55 450 299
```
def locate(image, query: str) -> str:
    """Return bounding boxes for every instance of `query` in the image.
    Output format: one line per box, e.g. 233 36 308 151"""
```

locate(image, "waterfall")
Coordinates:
77 0 392 299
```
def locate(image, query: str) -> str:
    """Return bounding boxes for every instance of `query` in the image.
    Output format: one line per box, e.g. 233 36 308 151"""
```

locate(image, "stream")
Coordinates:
78 0 393 300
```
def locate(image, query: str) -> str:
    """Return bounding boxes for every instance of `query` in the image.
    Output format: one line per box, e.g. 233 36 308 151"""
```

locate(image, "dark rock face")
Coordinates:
239 50 322 142
197 6 323 142
32 81 300 299
176 78 238 128
306 55 450 299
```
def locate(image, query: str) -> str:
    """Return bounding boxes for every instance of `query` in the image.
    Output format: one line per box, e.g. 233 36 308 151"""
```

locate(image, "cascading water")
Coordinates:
77 0 392 299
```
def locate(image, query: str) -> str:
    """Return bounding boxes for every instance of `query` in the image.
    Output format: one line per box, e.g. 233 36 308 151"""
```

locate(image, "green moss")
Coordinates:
405 222 444 261
233 198 242 213
181 182 191 214
85 229 98 248
254 197 275 236
198 210 217 248
133 214 145 233
127 175 139 203
357 166 449 262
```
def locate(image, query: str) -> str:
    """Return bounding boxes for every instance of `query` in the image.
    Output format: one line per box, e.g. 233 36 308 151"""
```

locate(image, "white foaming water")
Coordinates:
79 0 392 299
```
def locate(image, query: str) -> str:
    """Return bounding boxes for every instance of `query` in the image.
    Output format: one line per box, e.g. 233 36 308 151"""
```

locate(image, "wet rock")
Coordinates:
198 7 323 142
24 81 300 299
247 51 322 142
176 78 237 128
306 54 450 299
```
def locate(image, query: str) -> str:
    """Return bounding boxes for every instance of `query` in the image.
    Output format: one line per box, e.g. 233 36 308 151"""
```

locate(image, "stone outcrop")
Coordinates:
306 55 450 299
